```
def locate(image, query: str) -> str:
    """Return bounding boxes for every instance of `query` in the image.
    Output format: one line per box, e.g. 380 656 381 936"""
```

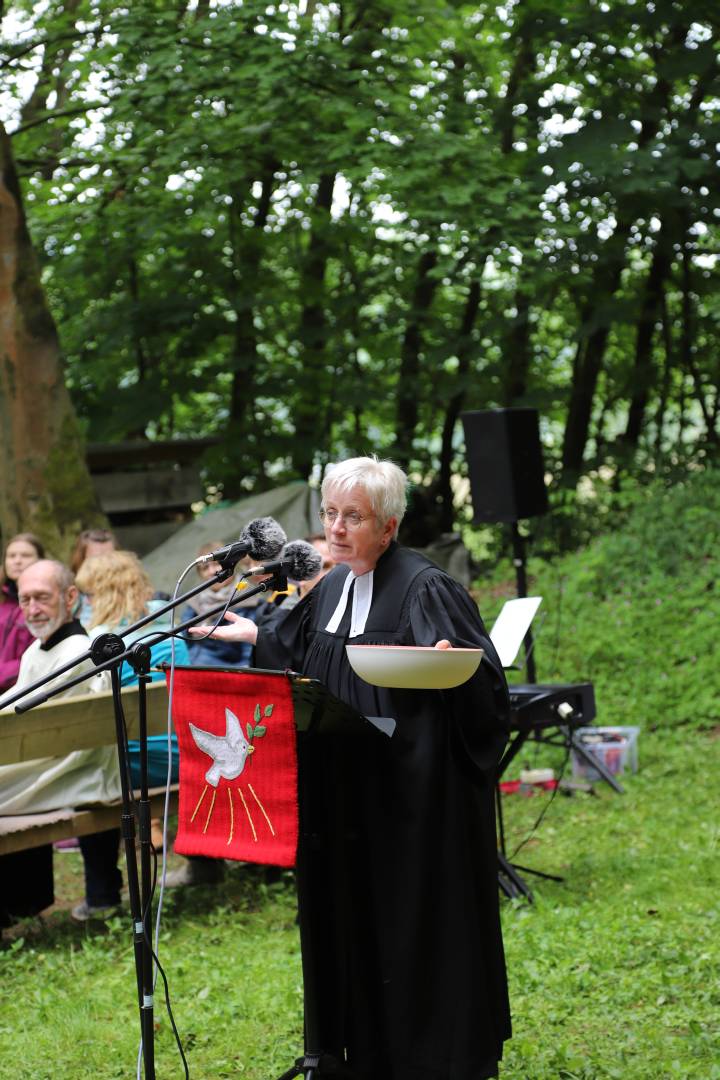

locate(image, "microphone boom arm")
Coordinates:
6 567 271 714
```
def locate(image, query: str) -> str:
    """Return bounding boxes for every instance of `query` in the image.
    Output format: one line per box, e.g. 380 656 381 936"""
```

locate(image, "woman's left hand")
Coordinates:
434 639 453 649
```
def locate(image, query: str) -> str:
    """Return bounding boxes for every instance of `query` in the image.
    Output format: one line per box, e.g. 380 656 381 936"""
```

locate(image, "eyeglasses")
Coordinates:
81 530 113 542
318 508 373 530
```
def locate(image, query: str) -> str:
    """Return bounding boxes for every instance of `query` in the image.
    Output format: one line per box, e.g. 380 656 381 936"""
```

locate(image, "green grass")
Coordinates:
2 727 718 1079
498 727 720 1079
0 862 304 1079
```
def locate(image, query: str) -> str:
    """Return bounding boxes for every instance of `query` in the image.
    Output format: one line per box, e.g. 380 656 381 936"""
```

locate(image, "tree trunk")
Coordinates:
680 242 718 446
622 231 672 448
437 277 483 531
559 33 692 484
560 227 630 482
502 288 532 405
652 287 674 463
127 255 149 383
562 322 615 479
496 19 536 154
291 171 336 479
228 161 276 432
0 122 103 556
394 248 439 470
207 164 277 498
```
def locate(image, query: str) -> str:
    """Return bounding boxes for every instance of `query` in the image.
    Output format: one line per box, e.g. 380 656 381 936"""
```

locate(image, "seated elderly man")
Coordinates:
0 559 115 929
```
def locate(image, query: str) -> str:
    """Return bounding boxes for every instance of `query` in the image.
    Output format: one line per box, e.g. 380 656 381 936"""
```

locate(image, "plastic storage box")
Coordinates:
571 726 640 781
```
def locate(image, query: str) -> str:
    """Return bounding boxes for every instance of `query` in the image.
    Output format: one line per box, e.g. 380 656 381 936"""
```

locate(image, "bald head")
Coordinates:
18 560 78 643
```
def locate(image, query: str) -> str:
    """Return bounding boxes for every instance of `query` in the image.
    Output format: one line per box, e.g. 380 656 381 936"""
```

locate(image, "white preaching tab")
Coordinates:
489 596 543 669
349 571 374 637
324 569 355 633
324 569 375 637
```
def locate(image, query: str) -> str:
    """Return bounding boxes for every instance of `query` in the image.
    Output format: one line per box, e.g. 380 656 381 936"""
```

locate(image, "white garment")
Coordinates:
0 630 119 814
324 569 374 638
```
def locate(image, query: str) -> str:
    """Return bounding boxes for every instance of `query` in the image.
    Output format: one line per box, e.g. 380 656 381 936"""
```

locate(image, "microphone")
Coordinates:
197 517 287 568
244 540 324 582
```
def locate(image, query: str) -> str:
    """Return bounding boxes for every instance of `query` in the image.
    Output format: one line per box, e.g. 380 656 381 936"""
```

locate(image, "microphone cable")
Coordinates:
176 576 254 646
507 741 572 864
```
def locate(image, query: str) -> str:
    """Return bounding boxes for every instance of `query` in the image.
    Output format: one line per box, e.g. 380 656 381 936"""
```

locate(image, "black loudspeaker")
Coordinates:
461 408 548 523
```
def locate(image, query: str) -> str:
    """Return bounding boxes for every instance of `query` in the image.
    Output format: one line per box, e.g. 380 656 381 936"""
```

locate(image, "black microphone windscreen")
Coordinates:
241 517 287 561
281 540 323 581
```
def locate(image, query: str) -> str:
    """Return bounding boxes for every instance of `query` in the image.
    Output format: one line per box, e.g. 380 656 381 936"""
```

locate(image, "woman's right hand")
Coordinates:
187 610 259 645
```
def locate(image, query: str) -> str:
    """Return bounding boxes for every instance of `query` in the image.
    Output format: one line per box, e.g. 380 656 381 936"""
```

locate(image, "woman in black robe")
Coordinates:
190 456 512 1079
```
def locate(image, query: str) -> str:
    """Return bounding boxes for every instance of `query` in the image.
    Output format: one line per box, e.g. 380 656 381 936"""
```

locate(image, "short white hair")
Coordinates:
19 558 75 594
321 456 408 534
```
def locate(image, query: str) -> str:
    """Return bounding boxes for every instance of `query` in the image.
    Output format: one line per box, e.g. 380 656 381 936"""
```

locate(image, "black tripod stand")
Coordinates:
107 651 157 1077
510 521 538 683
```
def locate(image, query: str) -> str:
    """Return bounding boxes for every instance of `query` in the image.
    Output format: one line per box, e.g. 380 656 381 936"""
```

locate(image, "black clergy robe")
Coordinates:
255 542 511 1080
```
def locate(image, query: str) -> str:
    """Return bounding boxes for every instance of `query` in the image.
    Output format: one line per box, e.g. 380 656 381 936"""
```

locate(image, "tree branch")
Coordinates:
1 31 86 70
10 103 106 136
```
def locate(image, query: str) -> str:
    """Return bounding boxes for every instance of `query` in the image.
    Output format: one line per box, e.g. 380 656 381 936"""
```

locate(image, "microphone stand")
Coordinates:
1 564 239 712
5 566 288 1079
110 656 156 1078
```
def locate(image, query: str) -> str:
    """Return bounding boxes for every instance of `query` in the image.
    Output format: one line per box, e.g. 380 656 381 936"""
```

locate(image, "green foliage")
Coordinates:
248 701 271 740
3 0 718 503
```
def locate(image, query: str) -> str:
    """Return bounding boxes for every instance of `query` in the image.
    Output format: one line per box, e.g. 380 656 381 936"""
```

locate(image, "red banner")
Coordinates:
169 668 297 867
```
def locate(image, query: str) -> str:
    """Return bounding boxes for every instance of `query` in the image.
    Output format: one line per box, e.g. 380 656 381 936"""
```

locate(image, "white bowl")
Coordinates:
345 644 484 690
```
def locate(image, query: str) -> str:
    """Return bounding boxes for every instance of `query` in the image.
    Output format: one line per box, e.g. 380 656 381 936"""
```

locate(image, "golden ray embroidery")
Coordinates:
238 787 258 842
191 784 209 823
248 782 275 837
203 787 217 834
227 787 235 845
189 699 278 844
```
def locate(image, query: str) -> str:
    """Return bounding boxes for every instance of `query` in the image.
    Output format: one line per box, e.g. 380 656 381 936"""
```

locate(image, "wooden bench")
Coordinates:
0 681 177 855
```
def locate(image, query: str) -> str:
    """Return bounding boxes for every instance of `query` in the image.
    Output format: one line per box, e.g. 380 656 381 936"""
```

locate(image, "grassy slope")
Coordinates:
497 468 720 733
498 726 720 1079
1 471 719 1079
483 468 720 1078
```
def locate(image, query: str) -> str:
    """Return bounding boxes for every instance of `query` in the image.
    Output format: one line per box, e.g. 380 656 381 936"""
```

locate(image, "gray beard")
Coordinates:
26 612 66 642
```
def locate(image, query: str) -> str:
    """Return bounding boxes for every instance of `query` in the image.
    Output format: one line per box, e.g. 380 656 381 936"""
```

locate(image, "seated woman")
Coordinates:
76 549 189 786
71 550 190 921
0 532 44 693
69 527 117 574
69 527 117 628
0 533 48 930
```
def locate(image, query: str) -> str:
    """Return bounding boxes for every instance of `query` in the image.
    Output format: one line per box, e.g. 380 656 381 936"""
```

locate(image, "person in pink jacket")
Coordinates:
0 532 44 693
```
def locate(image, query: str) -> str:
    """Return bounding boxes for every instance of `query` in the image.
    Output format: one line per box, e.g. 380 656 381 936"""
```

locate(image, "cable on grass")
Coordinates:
508 742 572 862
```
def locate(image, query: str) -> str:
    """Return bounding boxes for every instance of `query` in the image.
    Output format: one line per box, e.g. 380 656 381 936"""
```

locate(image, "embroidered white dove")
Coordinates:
189 708 255 787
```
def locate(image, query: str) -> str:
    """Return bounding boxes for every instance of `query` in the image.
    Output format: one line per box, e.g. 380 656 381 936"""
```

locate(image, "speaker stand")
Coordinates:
510 521 537 683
